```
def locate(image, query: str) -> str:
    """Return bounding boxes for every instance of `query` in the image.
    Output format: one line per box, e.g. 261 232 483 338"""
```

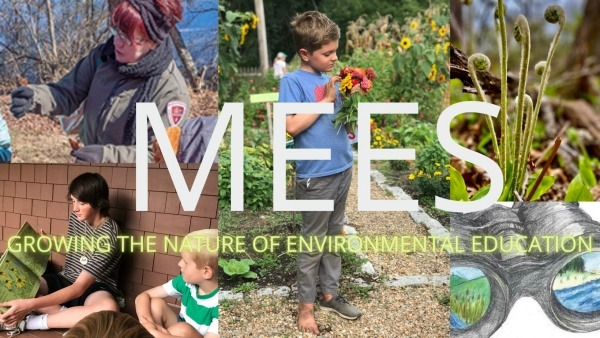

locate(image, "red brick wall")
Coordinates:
0 163 218 316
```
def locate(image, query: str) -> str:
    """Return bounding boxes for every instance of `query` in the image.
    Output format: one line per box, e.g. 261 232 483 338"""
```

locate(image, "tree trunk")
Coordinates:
560 0 600 100
254 0 269 76
450 0 463 47
170 27 201 92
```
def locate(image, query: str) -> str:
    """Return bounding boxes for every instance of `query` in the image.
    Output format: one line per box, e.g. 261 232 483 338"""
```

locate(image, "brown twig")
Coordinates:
525 136 562 201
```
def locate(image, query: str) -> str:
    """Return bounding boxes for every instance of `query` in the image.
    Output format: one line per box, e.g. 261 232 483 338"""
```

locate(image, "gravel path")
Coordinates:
220 166 450 337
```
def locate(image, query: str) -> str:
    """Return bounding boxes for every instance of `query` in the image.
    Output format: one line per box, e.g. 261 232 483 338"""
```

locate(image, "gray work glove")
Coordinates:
10 86 34 118
71 145 104 163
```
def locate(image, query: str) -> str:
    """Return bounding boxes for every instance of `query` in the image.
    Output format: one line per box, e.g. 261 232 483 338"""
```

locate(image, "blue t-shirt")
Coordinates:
279 69 353 178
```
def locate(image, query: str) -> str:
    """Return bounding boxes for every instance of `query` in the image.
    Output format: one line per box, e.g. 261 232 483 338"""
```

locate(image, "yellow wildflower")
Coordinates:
409 173 415 180
434 171 442 176
240 23 250 45
340 74 353 93
438 26 448 37
438 73 446 83
375 136 382 141
435 163 440 167
443 41 451 54
4 279 11 289
435 43 441 55
418 170 424 177
400 37 412 50
223 34 230 42
428 64 437 81
431 20 438 32
446 176 451 181
251 14 259 30
16 278 25 288
410 20 419 30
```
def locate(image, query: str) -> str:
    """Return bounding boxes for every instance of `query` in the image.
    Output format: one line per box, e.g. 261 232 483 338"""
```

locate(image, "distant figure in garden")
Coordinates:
0 173 121 333
0 113 11 162
280 11 361 335
9 0 190 163
135 229 219 338
273 52 288 78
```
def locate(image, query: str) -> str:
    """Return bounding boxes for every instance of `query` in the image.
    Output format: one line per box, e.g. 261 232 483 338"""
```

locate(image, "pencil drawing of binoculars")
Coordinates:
450 203 600 338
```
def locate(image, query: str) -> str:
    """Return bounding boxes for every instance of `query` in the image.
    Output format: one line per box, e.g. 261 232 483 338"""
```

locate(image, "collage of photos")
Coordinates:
0 0 599 337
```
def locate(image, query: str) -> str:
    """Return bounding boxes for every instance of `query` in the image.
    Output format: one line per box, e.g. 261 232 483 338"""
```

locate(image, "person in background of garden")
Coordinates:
280 10 361 335
8 0 190 163
0 113 11 162
0 173 121 333
273 52 288 78
135 229 219 338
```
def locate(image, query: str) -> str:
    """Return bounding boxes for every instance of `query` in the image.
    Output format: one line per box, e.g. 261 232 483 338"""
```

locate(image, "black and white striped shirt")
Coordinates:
61 212 121 295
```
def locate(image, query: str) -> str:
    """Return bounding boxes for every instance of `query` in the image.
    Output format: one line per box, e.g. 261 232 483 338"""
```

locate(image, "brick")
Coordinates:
131 252 154 270
3 181 15 197
142 270 168 287
139 212 156 232
8 164 20 181
47 165 68 184
37 217 51 234
47 202 69 220
15 182 26 198
153 253 181 275
3 227 19 241
132 283 151 299
190 217 211 232
148 191 167 213
109 191 119 210
34 164 47 183
53 184 68 202
26 183 42 200
51 219 69 236
99 167 113 186
210 218 217 228
21 215 37 229
21 164 35 182
5 213 20 228
32 200 47 217
124 210 140 230
2 197 13 213
154 214 190 236
147 169 176 192
112 168 128 189
68 165 98 183
180 195 217 219
40 184 53 201
0 163 9 180
13 198 32 215
164 193 180 214
0 211 4 228
117 189 134 210
126 168 136 189
0 181 3 197
185 169 218 196
0 241 6 252
123 267 144 284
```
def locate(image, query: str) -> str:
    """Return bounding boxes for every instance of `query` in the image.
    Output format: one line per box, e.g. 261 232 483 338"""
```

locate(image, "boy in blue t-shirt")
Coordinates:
0 113 11 162
135 229 218 338
279 10 361 335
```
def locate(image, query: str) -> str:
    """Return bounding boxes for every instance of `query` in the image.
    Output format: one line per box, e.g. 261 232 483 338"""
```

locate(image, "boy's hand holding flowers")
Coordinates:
334 67 376 139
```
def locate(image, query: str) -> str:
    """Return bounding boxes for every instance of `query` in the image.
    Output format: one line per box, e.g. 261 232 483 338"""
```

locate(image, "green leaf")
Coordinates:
525 176 556 201
448 166 469 201
471 184 491 201
579 157 596 188
565 174 594 202
242 271 258 279
240 259 256 266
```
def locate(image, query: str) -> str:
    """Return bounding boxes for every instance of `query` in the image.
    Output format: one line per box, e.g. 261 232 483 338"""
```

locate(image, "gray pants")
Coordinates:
296 167 352 303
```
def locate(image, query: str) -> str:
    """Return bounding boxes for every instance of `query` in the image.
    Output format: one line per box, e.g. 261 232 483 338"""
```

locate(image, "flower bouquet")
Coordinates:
334 67 376 139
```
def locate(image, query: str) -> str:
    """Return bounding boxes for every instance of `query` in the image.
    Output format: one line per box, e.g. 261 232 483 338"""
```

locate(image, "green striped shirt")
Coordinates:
163 275 218 335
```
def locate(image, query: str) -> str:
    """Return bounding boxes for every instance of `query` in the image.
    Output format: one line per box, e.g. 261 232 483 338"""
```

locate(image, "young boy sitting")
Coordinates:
280 10 361 335
136 229 218 338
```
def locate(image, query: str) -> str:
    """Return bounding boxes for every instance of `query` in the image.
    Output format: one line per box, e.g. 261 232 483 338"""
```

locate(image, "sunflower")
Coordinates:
15 278 25 288
410 20 419 30
251 14 259 30
428 64 438 81
435 43 441 55
240 23 250 46
443 41 451 54
400 37 412 50
438 26 448 37
438 73 446 83
223 34 230 42
409 173 415 180
431 20 438 32
4 279 12 289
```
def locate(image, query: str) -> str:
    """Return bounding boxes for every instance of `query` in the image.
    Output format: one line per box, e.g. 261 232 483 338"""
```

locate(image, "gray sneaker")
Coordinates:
319 294 362 320
0 317 26 336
